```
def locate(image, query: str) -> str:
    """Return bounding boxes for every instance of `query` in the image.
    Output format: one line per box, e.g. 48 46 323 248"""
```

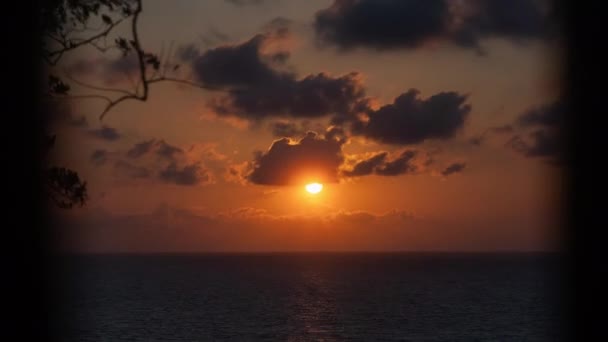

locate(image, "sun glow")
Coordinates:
305 183 323 194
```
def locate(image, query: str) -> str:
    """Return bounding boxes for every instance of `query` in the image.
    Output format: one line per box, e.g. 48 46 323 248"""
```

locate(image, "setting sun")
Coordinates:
305 183 323 194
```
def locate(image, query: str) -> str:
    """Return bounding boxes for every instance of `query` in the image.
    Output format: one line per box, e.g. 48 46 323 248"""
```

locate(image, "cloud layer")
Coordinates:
190 32 369 120
342 150 428 177
507 98 564 163
55 204 550 253
247 131 346 185
314 0 554 52
351 89 471 145
91 138 217 186
181 24 475 147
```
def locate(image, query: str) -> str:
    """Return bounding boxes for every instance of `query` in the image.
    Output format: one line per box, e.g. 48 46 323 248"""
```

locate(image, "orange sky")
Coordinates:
49 0 564 252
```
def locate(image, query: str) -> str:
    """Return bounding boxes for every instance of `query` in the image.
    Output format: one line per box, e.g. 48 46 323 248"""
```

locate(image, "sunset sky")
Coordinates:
49 0 564 252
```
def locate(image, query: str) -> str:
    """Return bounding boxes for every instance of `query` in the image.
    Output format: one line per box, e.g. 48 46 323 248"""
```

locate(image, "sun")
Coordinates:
305 182 323 194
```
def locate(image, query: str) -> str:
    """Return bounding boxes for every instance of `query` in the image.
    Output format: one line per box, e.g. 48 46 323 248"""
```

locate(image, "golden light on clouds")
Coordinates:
305 182 323 194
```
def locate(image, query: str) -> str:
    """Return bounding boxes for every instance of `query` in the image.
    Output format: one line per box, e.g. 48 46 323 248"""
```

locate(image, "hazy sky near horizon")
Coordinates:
49 0 564 252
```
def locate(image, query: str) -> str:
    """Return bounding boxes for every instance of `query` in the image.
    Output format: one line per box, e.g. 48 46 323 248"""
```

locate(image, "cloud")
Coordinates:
342 152 387 177
125 139 183 161
507 130 561 160
126 139 156 159
351 89 470 145
454 0 550 50
193 34 285 88
189 28 474 141
314 0 554 52
113 160 151 179
247 131 345 185
376 150 419 175
189 32 369 120
342 150 429 177
245 128 451 185
56 204 550 253
507 98 564 163
315 0 451 50
159 162 209 186
110 139 218 185
156 140 184 160
441 162 466 176
517 99 564 128
88 126 121 141
224 162 250 185
90 149 107 166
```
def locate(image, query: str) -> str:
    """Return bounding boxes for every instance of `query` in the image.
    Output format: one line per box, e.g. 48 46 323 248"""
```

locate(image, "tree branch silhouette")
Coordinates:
45 18 125 65
40 0 238 209
44 0 233 121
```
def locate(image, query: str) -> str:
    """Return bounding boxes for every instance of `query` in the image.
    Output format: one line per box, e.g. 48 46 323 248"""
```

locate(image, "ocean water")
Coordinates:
55 253 562 341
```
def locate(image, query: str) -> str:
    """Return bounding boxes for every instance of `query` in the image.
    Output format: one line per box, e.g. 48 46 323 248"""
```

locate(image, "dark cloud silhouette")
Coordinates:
247 131 345 185
314 0 553 52
352 89 470 145
343 150 422 177
315 0 450 50
90 149 107 166
342 152 387 177
156 140 183 160
114 160 151 179
159 162 209 186
193 34 287 88
454 0 549 50
441 162 466 176
507 130 561 159
88 126 121 141
508 98 564 163
342 150 432 177
126 139 183 161
208 72 368 119
118 139 214 185
190 33 369 120
325 126 348 142
517 99 563 128
376 150 419 175
127 139 156 159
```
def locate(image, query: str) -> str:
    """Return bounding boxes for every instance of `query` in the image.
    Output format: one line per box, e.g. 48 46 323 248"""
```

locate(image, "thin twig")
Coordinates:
64 72 134 95
47 18 126 58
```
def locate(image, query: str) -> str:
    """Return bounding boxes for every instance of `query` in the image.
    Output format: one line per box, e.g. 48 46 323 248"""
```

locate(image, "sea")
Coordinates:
53 253 563 341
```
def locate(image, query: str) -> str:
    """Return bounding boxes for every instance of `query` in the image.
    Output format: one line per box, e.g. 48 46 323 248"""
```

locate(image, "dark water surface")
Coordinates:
55 253 562 341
